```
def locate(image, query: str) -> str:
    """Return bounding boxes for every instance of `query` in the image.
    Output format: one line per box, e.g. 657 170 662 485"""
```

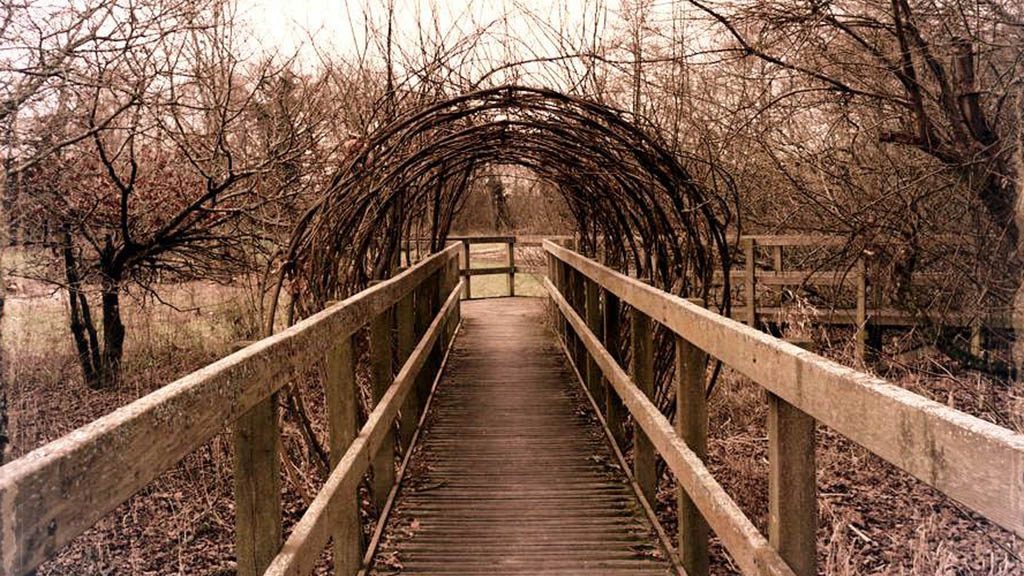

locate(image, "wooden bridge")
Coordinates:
1 240 1023 576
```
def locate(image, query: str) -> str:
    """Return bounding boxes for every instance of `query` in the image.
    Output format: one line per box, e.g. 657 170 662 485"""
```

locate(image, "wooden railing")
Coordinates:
544 240 1024 576
451 235 518 299
0 243 464 576
717 235 1012 360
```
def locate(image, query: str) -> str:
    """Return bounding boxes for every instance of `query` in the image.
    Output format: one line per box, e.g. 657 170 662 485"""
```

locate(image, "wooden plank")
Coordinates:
768 394 817 576
324 336 361 575
544 241 1024 538
264 281 463 576
508 240 516 297
743 238 757 327
461 266 515 277
0 244 460 576
368 298 674 575
738 235 845 247
370 310 395 512
855 257 866 361
233 395 281 576
676 336 709 576
462 239 471 299
396 293 418 453
447 235 517 244
603 290 626 450
630 309 657 507
585 278 603 407
544 277 795 576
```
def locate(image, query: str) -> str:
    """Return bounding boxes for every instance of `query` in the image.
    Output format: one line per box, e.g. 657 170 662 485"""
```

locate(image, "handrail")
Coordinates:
264 280 463 575
544 240 1024 575
0 243 462 576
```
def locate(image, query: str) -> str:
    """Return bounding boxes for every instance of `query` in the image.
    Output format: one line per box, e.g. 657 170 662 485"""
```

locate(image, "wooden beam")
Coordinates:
603 290 625 450
676 336 709 576
233 395 281 576
396 293 418 453
508 240 516 297
585 277 603 407
0 244 460 576
768 394 817 576
630 309 656 507
544 241 1024 538
369 310 395 513
743 238 757 327
461 239 471 299
264 281 463 576
544 276 795 576
324 336 361 575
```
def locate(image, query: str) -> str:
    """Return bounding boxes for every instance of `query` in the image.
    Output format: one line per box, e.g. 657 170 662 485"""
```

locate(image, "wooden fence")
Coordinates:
716 235 1012 360
544 239 1024 576
450 235 568 299
0 244 464 576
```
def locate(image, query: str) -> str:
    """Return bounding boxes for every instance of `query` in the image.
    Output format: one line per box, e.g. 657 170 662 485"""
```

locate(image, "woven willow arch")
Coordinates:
282 85 735 315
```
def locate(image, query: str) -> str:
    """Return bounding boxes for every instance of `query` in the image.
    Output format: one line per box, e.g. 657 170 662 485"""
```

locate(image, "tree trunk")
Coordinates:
100 275 125 387
62 230 101 388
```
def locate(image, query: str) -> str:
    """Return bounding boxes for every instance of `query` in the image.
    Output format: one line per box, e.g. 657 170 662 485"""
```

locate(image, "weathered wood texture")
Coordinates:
264 281 463 576
370 298 673 575
544 240 1024 541
455 236 520 299
324 336 362 575
233 394 281 576
0 244 460 576
545 276 796 576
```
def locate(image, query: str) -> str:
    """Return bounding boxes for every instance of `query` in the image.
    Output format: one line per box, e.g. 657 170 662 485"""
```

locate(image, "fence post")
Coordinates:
855 255 866 362
324 334 362 575
631 309 656 506
396 291 418 453
603 289 625 449
585 276 604 408
743 237 757 327
233 393 281 576
769 340 817 576
369 308 395 513
508 238 516 297
414 278 434 406
676 336 709 576
462 239 472 299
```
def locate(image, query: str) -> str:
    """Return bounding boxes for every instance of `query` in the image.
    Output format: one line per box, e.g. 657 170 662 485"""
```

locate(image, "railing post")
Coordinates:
448 255 461 340
324 335 362 575
414 277 434 406
676 335 709 576
396 291 418 453
743 237 757 328
768 340 817 576
855 255 866 362
233 392 281 576
508 238 516 297
603 289 625 449
461 239 472 300
585 276 604 408
369 308 395 512
631 308 656 506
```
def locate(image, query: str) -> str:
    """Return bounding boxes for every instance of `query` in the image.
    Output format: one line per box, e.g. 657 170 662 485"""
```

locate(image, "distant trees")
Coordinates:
7 0 338 387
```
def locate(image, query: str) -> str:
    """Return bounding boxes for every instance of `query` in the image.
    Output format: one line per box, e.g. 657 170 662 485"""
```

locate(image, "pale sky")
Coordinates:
234 0 693 76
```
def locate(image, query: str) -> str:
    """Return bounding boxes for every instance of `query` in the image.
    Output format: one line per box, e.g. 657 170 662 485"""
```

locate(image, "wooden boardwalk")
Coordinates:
370 298 672 575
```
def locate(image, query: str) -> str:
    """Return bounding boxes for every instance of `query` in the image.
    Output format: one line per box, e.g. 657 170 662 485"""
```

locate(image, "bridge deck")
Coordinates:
370 297 672 575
